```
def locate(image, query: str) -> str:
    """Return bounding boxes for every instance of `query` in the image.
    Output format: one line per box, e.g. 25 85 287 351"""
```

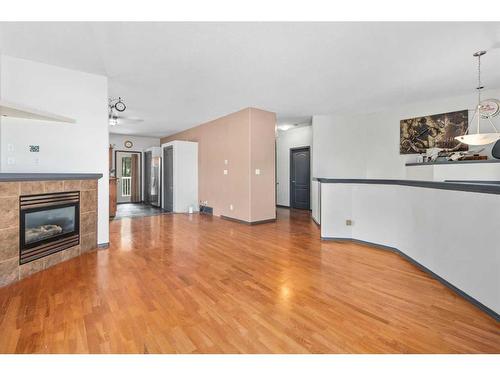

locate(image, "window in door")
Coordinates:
121 156 132 197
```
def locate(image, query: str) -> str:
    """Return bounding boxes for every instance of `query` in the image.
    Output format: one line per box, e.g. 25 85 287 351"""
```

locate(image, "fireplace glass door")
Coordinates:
19 191 80 264
24 204 77 246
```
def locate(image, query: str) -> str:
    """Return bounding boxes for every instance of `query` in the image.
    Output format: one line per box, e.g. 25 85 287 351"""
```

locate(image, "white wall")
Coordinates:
320 182 500 315
109 133 160 200
161 140 198 213
312 114 367 179
311 88 500 220
363 90 500 179
110 134 160 159
276 126 312 207
0 55 109 245
313 88 500 181
311 114 367 222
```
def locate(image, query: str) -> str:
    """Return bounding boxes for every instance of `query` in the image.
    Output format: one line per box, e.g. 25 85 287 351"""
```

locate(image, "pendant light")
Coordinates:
455 51 500 146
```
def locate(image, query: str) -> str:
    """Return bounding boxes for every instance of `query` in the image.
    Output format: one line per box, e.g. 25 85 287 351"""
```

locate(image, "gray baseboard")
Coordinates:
276 204 290 209
312 216 320 227
321 237 499 322
221 215 276 225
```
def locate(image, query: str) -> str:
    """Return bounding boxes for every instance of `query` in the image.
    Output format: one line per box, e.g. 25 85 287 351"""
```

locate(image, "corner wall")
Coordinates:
160 107 276 223
0 55 109 245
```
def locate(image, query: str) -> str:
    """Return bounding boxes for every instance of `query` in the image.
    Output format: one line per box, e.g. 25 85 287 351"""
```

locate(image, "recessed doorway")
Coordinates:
115 150 142 203
290 146 310 210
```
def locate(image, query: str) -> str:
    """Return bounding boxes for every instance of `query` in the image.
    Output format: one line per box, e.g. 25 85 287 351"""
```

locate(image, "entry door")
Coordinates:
290 147 310 210
116 152 132 203
163 147 174 212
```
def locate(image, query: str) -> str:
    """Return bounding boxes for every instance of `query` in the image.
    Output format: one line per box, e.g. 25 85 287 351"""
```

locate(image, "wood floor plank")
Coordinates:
0 208 498 353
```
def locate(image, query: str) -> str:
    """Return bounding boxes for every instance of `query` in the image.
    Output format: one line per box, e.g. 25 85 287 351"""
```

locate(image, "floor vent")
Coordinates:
199 205 213 215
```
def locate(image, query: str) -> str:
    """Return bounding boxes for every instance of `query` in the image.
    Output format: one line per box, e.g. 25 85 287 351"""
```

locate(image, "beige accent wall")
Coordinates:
160 107 276 223
249 109 277 222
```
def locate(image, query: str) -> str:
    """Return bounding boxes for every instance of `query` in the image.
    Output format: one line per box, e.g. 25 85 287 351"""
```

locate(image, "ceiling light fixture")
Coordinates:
455 51 500 146
109 116 118 126
278 124 295 131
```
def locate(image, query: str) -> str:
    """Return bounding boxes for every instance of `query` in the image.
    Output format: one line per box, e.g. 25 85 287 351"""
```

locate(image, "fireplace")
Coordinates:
19 191 80 265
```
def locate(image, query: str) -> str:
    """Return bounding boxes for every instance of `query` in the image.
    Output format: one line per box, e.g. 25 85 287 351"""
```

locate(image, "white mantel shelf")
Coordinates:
0 100 76 123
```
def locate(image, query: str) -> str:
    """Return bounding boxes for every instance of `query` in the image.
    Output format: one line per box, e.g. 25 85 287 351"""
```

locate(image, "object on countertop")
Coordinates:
493 140 500 159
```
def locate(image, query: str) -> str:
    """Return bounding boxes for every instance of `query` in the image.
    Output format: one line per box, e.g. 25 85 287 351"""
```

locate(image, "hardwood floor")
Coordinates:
0 208 499 353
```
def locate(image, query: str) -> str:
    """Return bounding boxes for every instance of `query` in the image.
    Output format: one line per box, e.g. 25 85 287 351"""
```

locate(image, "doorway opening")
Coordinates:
115 150 142 203
290 146 310 210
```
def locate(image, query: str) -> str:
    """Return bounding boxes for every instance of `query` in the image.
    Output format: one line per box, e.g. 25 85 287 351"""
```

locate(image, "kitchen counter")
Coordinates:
314 178 500 195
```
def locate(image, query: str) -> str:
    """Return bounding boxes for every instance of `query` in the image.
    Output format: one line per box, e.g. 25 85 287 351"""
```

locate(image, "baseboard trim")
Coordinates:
220 215 276 225
321 237 500 322
312 216 320 227
97 242 109 249
276 204 290 209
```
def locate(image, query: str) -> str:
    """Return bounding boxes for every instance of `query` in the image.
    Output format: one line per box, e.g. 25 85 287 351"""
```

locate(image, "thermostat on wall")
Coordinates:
29 145 40 152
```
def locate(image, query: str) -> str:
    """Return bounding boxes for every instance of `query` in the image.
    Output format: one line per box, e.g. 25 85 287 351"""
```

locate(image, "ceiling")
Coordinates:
0 22 500 138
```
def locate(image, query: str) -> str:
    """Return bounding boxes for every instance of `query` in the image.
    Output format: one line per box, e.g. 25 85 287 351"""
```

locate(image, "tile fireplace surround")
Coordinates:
0 173 102 287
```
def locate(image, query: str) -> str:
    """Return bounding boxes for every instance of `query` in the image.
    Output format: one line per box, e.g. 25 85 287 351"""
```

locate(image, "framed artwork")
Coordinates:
400 110 468 154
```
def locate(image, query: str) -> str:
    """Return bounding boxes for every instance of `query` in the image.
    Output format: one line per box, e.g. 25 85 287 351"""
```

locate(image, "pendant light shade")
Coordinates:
455 133 500 146
455 51 500 146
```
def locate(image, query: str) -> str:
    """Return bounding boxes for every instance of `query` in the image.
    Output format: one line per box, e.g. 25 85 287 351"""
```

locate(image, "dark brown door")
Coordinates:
290 147 310 210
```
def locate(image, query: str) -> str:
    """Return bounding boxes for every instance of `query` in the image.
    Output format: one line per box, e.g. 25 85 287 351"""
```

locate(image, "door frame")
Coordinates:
289 146 311 210
162 145 174 212
114 150 142 203
144 150 152 204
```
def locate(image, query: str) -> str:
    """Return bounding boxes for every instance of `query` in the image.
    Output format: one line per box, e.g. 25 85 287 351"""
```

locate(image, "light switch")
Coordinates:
224 159 228 165
7 143 14 153
223 169 228 175
229 204 234 211
7 157 15 165
255 169 261 175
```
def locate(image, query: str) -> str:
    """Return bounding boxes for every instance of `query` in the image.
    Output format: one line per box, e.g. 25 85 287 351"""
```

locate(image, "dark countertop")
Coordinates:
313 178 500 195
0 173 103 181
406 159 500 166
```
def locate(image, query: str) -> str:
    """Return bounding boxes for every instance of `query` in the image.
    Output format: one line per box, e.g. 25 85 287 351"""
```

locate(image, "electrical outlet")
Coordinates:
255 169 261 175
346 219 353 226
7 143 14 153
229 204 234 211
223 169 228 175
224 159 228 165
7 157 15 165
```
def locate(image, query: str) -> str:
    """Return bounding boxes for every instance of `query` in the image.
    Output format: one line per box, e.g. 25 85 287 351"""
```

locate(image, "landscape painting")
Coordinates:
400 110 469 154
